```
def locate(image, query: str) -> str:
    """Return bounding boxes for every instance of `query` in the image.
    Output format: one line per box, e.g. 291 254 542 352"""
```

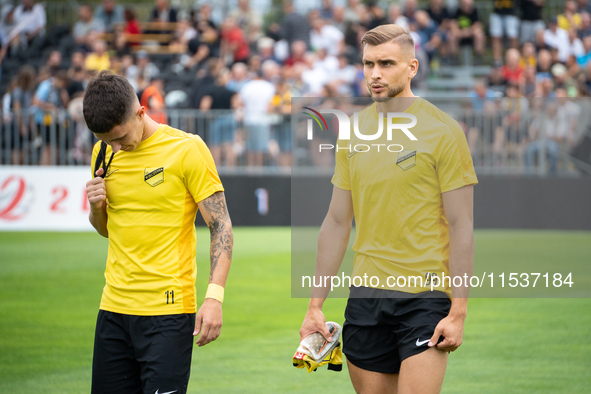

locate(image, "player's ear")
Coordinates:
408 58 419 79
137 106 146 119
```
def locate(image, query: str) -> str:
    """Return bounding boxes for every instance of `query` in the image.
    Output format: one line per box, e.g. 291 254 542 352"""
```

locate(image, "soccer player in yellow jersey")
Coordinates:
299 25 477 393
83 71 233 394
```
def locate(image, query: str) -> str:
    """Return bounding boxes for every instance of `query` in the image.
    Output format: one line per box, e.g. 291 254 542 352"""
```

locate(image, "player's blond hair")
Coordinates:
361 24 415 56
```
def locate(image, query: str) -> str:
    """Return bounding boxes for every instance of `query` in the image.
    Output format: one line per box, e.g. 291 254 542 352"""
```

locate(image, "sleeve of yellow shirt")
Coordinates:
183 136 225 203
331 138 351 190
436 123 478 193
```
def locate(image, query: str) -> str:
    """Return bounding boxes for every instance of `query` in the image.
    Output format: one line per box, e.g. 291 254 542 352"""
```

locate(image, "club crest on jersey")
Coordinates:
144 167 164 187
396 150 416 171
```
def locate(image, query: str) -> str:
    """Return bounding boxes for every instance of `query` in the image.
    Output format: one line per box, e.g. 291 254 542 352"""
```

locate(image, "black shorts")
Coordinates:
342 287 451 374
91 310 196 394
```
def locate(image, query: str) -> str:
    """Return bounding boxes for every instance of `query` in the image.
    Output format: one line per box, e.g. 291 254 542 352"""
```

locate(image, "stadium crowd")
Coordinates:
0 0 587 172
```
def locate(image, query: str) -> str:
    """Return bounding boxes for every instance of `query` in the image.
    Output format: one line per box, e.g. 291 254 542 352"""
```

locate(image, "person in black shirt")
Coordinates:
426 0 451 27
520 0 545 44
199 70 238 166
150 0 177 22
450 0 484 59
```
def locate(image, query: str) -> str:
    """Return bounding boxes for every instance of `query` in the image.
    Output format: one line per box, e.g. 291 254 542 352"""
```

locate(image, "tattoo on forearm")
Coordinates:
203 192 233 282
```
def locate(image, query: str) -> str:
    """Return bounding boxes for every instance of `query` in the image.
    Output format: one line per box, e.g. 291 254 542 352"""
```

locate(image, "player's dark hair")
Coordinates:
83 70 138 134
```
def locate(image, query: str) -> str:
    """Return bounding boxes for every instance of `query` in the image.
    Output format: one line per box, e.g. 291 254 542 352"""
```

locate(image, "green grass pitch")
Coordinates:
0 228 590 393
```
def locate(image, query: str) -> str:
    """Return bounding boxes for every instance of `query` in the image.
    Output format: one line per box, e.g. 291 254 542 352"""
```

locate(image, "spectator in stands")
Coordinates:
200 70 239 167
489 0 519 63
13 0 46 46
520 41 537 68
534 28 548 51
330 54 356 96
172 18 197 49
73 5 105 51
85 39 110 72
558 1 582 31
566 54 583 81
220 16 250 65
331 6 347 33
493 82 529 165
269 78 293 167
46 50 63 76
123 8 141 45
151 0 177 23
426 0 450 28
403 0 418 21
32 68 69 165
523 65 537 96
301 51 329 95
502 48 524 85
239 60 276 166
545 17 572 63
257 37 276 62
387 4 409 30
309 15 344 56
579 12 591 38
68 50 86 76
67 66 86 99
4 65 35 164
281 1 310 49
577 35 591 65
229 0 262 43
469 80 497 110
567 28 585 59
194 3 216 28
413 10 442 61
520 0 544 44
226 62 249 92
283 40 307 67
140 74 167 124
126 50 159 92
185 19 219 69
365 1 388 30
450 0 484 62
527 87 580 172
487 63 507 93
320 0 334 20
578 0 591 13
0 7 18 56
67 86 92 165
189 57 220 109
95 0 124 32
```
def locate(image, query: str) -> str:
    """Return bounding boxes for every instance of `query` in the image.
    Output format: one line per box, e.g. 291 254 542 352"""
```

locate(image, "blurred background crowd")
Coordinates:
0 0 590 175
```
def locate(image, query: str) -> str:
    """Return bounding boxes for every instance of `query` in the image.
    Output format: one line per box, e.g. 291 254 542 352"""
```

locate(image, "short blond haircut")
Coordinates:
361 24 415 56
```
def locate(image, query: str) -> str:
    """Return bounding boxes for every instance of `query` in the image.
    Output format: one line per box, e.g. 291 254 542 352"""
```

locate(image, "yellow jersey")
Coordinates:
91 124 224 315
331 98 477 296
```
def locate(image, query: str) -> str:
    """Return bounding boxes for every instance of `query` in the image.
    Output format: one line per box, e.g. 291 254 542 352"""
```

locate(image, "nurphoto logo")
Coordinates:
302 107 418 153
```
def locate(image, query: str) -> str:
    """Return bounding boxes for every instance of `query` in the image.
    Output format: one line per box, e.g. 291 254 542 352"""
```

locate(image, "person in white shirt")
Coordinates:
544 17 571 62
301 51 330 95
13 0 46 45
310 16 344 56
73 5 105 49
330 54 357 96
238 61 276 166
566 28 585 58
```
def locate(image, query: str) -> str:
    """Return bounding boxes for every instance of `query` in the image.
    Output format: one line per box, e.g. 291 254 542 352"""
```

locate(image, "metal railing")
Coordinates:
2 101 590 176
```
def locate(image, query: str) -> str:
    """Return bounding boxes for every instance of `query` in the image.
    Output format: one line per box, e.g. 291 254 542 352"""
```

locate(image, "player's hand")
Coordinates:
299 307 332 342
428 314 465 352
194 298 223 347
86 168 107 211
